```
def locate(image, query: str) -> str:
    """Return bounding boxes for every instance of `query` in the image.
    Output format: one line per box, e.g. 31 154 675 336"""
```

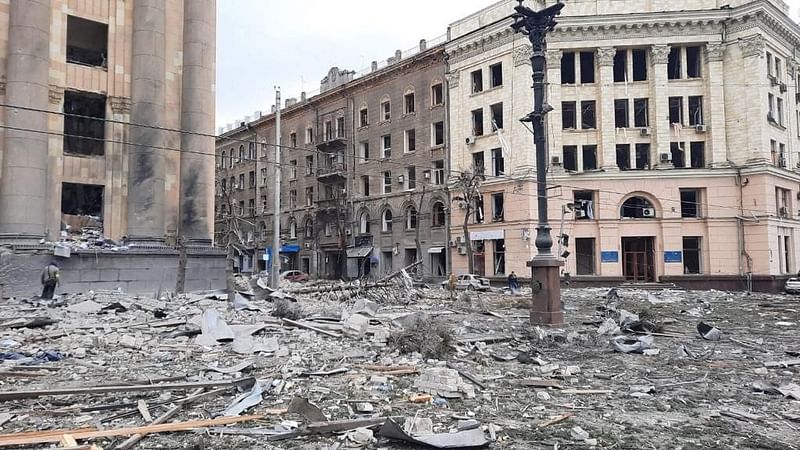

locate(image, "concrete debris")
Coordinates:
66 300 103 314
352 298 379 316
414 367 476 399
570 425 590 441
379 417 489 448
697 321 722 341
346 427 375 444
221 381 264 416
610 335 654 354
597 318 620 335
752 381 800 400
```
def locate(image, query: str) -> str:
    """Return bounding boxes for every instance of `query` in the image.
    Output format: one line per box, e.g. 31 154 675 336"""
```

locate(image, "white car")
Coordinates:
785 277 800 294
441 274 491 291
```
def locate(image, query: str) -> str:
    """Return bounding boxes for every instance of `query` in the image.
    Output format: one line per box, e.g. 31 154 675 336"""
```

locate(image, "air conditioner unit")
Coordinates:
779 82 787 93
779 157 787 168
695 124 707 132
780 206 788 217
465 136 476 145
455 236 463 244
551 155 562 166
397 175 405 184
659 153 671 162
640 127 651 136
423 170 431 179
642 207 656 217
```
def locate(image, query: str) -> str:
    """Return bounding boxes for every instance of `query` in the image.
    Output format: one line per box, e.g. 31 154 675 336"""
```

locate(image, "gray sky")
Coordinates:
215 0 492 129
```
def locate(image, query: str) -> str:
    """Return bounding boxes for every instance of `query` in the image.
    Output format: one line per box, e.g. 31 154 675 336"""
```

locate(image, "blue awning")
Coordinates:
266 244 301 254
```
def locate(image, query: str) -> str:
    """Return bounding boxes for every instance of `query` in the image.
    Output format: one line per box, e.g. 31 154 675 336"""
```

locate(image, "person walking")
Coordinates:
447 272 457 300
40 261 60 300
508 271 518 293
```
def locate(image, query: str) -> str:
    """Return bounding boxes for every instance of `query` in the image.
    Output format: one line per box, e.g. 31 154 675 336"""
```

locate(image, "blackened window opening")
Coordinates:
63 90 106 156
632 49 647 81
580 51 595 83
66 16 108 68
561 52 576 84
613 50 627 82
668 47 681 79
62 182 103 217
616 144 630 170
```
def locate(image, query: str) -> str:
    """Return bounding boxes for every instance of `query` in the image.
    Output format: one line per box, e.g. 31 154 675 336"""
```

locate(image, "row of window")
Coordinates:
560 141 706 172
570 189 704 220
560 95 703 131
572 236 703 276
559 45 703 85
359 121 445 160
359 82 444 127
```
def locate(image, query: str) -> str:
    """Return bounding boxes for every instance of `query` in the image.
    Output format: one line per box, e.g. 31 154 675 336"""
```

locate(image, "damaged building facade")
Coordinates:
215 42 449 279
0 0 222 294
446 0 800 291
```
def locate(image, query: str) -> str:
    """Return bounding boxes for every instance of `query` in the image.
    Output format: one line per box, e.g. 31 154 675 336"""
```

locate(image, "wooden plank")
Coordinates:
115 388 204 450
559 389 613 395
537 413 574 428
0 377 254 402
281 318 341 338
0 415 264 446
518 379 563 389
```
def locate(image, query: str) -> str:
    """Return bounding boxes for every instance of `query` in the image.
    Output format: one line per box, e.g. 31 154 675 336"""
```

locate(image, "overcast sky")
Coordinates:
215 0 492 130
215 1 800 130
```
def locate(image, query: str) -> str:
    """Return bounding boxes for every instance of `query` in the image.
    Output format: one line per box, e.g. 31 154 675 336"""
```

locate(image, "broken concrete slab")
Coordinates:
378 418 489 448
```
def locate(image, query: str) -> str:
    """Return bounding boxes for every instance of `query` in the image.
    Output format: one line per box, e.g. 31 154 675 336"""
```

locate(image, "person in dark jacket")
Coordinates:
40 262 60 300
508 271 518 293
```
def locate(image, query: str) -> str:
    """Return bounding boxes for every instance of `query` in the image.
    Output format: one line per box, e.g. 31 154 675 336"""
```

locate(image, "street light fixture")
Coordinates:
512 0 565 326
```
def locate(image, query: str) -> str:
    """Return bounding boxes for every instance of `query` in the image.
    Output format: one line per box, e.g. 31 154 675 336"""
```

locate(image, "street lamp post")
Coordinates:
512 0 565 326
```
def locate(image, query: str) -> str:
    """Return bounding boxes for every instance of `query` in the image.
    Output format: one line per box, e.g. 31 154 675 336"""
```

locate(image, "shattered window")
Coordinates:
63 90 106 156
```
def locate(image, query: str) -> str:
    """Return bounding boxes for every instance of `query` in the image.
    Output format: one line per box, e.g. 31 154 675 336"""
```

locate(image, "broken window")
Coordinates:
633 98 649 127
632 49 647 81
249 171 255 188
581 101 596 129
573 191 595 220
289 190 297 209
616 144 631 170
683 237 702 274
562 101 577 129
471 108 484 136
492 193 504 221
406 166 416 190
561 52 576 84
490 62 503 88
305 187 313 206
66 15 108 68
359 212 370 234
621 196 654 218
359 141 369 162
404 91 415 114
614 99 629 128
493 239 505 275
635 143 650 169
689 141 705 168
432 121 444 146
336 116 345 138
472 151 485 178
238 174 245 190
563 146 578 171
777 98 785 126
582 145 598 170
383 171 392 194
404 129 416 153
580 51 595 83
491 148 504 176
248 198 255 216
290 132 297 147
575 238 596 275
381 99 391 121
680 188 701 218
490 103 504 131
474 196 485 224
324 120 332 141
688 96 703 125
382 209 393 232
434 160 445 185
668 97 683 124
670 142 685 167
613 50 627 82
382 134 392 158
61 182 103 231
668 46 681 79
405 206 417 230
305 155 314 175
63 90 106 156
432 202 446 227
362 175 370 196
306 127 314 143
431 83 443 105
471 69 483 93
686 46 702 78
359 107 369 127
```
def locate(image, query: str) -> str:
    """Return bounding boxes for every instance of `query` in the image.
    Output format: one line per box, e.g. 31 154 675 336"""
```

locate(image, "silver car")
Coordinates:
785 277 800 294
441 274 491 291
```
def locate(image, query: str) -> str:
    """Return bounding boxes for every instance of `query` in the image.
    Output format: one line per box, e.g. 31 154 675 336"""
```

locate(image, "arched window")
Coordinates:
221 178 227 193
405 206 417 230
432 201 446 227
221 151 226 168
248 142 255 160
229 176 236 190
403 86 416 114
304 219 314 238
289 219 297 239
382 209 393 232
259 221 268 240
621 196 655 219
359 211 371 234
229 148 234 167
239 145 245 162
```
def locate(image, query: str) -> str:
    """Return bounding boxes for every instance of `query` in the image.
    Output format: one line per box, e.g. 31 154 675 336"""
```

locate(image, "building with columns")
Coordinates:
0 0 222 295
0 0 216 246
446 0 800 291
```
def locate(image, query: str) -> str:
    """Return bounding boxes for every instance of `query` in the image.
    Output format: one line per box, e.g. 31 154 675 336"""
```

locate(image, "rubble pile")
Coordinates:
0 284 797 448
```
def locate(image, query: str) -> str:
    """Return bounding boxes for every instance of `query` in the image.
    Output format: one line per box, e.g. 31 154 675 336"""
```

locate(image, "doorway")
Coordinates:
622 237 655 282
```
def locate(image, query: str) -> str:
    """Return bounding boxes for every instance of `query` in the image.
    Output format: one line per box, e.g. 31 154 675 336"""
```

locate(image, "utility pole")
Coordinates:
512 0 565 326
271 87 282 288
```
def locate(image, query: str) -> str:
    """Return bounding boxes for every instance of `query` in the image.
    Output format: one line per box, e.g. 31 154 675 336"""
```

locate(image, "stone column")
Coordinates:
650 44 672 169
738 35 769 164
705 43 728 168
178 0 216 245
544 48 563 174
0 0 52 242
597 47 617 171
127 0 167 243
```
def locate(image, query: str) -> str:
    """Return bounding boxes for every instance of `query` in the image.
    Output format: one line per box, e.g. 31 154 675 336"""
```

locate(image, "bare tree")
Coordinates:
451 168 482 274
213 169 254 296
412 184 427 280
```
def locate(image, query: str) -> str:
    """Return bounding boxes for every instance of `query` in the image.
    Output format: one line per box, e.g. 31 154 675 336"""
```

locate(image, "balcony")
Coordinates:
316 198 340 210
317 161 346 181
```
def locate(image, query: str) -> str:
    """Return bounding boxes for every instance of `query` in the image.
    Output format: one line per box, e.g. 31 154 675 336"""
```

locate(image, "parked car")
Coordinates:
785 277 800 294
440 274 491 291
280 270 309 282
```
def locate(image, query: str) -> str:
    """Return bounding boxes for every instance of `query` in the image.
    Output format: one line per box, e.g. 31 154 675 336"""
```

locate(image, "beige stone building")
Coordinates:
446 0 800 290
0 0 216 245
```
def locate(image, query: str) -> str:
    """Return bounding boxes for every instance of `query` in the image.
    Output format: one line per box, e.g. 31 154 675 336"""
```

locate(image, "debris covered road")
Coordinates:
0 281 798 449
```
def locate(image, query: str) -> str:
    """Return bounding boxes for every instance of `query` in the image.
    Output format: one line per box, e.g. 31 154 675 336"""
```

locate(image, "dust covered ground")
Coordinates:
0 283 798 449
